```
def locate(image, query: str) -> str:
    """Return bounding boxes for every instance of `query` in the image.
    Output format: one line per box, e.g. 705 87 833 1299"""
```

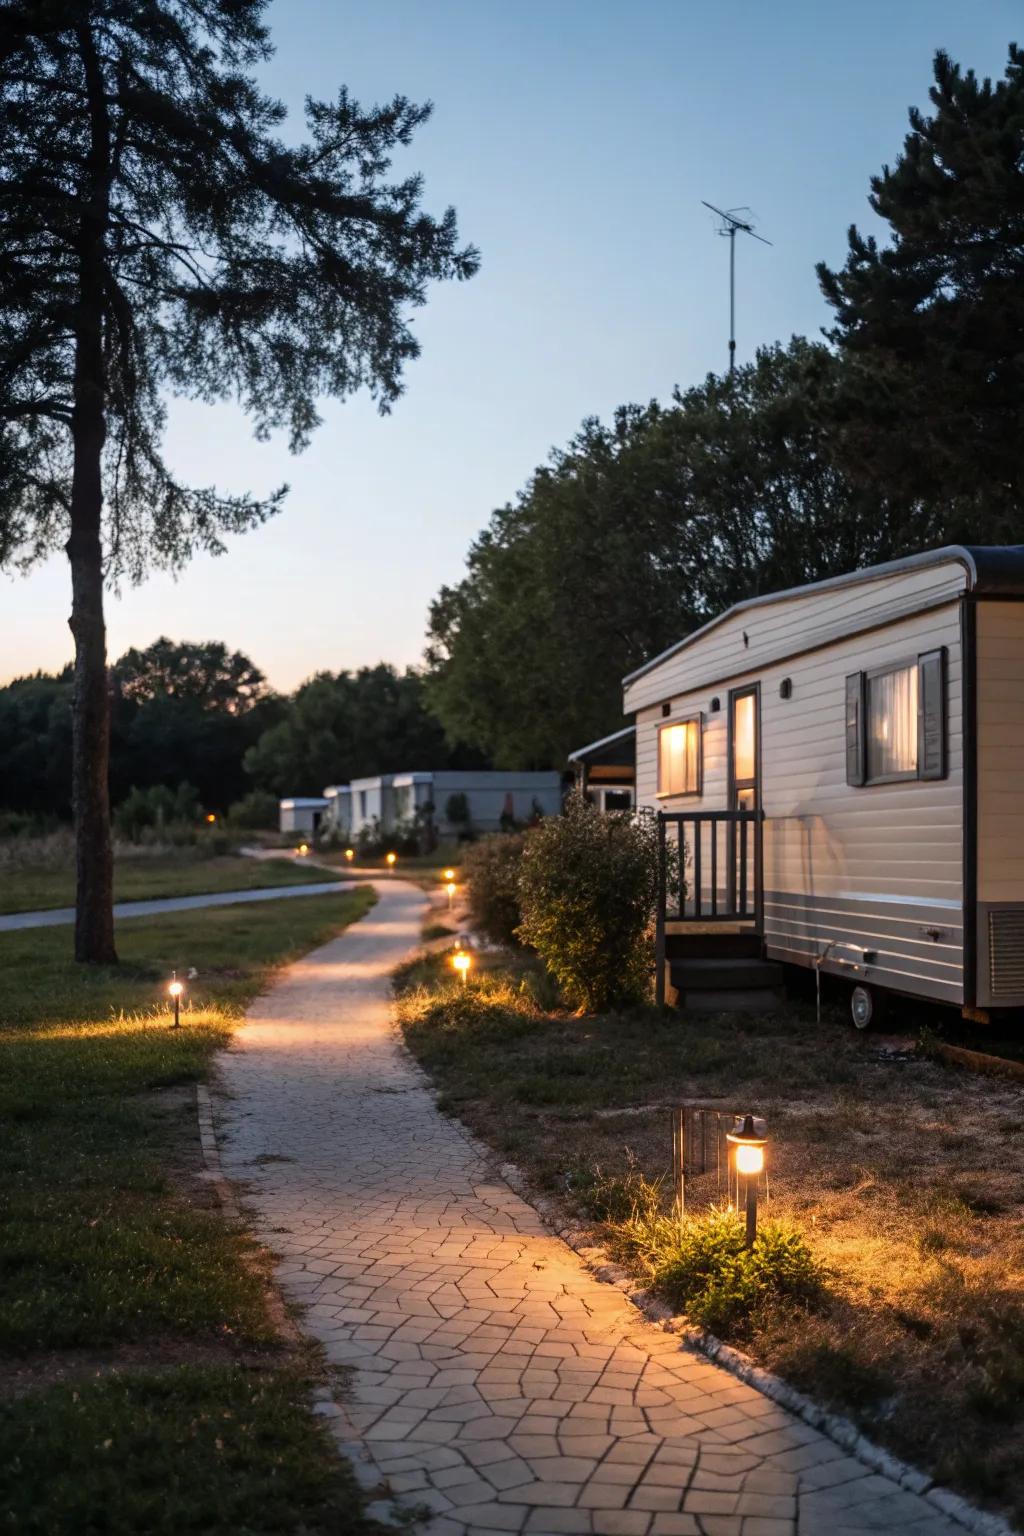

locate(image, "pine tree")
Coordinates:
818 46 1024 535
0 0 477 960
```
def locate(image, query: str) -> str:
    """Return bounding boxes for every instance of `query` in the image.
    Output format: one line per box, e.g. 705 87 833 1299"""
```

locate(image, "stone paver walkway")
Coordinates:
0 880 350 931
216 880 962 1536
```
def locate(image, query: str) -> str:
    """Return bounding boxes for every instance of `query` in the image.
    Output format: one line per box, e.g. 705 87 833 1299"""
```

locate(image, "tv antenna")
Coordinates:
701 202 772 373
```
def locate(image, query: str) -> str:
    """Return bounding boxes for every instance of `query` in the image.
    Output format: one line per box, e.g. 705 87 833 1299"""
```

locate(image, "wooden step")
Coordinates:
679 988 784 1015
671 957 783 991
664 930 763 961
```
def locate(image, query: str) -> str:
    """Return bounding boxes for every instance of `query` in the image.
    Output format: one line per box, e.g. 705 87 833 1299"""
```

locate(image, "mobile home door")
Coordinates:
728 685 761 920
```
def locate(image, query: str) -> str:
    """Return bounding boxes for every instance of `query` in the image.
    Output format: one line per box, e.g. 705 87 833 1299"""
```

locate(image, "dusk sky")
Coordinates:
1 1 1017 691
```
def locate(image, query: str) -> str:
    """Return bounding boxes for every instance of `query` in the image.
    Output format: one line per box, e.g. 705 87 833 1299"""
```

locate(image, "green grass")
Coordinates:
0 886 377 1530
0 1365 378 1535
0 851 339 915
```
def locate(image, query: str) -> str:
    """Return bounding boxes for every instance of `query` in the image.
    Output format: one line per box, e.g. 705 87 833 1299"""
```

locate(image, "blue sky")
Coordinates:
2 1 1017 690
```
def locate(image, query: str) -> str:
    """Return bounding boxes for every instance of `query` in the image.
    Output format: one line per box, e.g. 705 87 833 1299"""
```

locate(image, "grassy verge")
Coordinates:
0 850 340 915
0 887 380 1533
396 949 1024 1522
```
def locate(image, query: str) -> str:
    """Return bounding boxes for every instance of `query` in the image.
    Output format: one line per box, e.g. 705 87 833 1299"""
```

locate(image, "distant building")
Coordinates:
282 770 562 839
567 725 635 811
345 770 563 838
278 796 329 835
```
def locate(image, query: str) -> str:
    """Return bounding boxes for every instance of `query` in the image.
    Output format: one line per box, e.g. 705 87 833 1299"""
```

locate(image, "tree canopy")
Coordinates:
425 339 904 768
818 45 1024 533
244 664 483 797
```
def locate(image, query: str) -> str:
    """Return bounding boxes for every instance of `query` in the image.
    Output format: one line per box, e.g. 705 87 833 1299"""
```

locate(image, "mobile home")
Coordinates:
568 726 636 812
347 770 563 839
623 546 1024 1024
278 796 329 836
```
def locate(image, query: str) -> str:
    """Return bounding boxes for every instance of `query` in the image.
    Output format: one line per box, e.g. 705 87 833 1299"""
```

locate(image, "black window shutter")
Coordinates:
845 672 865 786
918 647 947 780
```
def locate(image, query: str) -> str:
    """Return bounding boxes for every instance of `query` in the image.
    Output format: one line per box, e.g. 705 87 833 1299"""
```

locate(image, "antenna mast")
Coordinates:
701 202 772 374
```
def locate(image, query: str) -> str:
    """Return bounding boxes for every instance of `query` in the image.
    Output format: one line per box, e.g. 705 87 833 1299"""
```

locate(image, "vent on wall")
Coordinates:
989 909 1024 1002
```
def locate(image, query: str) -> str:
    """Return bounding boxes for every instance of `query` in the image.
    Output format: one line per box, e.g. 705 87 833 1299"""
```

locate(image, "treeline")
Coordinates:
0 639 478 822
424 47 1024 767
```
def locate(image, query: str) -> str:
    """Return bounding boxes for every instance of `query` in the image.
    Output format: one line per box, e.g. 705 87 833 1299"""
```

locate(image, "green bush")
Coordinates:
113 783 202 843
652 1207 824 1336
463 832 528 947
516 793 660 1011
226 789 279 830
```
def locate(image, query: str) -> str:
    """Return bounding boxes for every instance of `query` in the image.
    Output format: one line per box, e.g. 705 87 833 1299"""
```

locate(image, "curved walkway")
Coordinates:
215 880 962 1536
0 880 350 932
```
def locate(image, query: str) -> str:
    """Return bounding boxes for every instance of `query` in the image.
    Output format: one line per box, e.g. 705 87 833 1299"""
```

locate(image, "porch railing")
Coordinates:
655 809 765 1004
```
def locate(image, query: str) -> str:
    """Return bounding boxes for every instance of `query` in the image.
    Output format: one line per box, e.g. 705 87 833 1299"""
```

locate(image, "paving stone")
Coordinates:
215 880 966 1536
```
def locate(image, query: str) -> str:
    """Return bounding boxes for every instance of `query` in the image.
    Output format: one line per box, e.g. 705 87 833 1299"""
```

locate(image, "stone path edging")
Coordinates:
498 1169 1019 1536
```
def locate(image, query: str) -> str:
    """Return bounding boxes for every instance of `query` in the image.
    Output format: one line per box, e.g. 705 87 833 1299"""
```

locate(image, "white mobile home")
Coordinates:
347 770 563 839
568 726 636 812
323 785 351 837
623 546 1024 1024
278 797 329 836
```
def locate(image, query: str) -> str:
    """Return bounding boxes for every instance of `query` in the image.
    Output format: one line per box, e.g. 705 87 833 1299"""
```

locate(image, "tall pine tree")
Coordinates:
0 0 477 960
818 45 1024 538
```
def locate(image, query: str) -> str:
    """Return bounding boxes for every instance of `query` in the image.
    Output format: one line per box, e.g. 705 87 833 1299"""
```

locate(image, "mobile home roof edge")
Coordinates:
621 545 1024 690
567 724 636 762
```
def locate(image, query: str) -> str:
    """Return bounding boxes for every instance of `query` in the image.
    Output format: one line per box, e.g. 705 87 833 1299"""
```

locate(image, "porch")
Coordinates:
655 808 784 1011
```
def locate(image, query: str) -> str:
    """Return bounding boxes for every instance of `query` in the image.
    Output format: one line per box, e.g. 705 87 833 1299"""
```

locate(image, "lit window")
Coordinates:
866 664 918 781
658 719 700 795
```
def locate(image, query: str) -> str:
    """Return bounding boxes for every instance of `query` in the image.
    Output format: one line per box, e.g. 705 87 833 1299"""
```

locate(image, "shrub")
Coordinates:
113 783 202 843
516 793 660 1011
463 832 527 947
445 791 470 827
609 1201 824 1337
226 789 279 830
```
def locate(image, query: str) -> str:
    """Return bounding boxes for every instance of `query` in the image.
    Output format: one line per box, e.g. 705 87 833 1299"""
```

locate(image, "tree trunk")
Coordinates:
68 20 116 965
67 492 116 965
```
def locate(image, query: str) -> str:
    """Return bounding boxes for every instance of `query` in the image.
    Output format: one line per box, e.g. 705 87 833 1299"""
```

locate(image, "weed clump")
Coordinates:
605 1188 825 1337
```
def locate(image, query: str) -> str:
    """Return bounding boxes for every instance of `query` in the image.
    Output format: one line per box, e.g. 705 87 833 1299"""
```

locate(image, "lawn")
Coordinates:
0 886 382 1534
396 949 1024 1525
0 847 339 915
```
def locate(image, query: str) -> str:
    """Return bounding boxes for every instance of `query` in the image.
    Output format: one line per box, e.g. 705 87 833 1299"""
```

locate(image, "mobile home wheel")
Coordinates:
850 984 885 1030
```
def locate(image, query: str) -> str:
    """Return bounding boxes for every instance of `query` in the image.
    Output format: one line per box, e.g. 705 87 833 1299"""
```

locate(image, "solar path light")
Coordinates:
168 972 185 1029
726 1113 767 1248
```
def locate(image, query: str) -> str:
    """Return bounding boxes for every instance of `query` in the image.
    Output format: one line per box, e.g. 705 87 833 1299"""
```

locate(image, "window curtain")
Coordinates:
867 666 918 779
659 721 698 794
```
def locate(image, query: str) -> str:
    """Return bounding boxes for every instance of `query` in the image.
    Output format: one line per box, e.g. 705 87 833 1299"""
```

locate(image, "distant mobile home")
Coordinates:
347 770 563 838
567 725 635 812
278 797 329 835
624 546 1024 1023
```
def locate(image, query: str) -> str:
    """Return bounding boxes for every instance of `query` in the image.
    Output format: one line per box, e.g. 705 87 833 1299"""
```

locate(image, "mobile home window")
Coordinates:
866 663 918 781
846 648 947 787
658 718 700 796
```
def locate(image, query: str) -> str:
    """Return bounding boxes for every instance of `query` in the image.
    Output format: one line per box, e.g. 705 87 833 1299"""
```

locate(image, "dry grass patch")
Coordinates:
396 952 1024 1522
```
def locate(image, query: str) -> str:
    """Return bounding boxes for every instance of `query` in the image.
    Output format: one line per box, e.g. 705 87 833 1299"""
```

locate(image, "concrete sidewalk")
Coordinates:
0 880 352 932
212 878 966 1536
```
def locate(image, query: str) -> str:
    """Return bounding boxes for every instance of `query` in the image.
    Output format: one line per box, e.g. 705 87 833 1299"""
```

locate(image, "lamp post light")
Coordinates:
452 949 472 986
726 1114 767 1248
168 972 185 1028
345 848 355 864
443 867 455 882
386 851 397 872
296 842 309 857
206 813 216 825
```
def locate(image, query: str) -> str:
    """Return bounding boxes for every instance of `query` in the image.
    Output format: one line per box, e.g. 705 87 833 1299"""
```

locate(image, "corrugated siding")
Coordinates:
624 560 968 714
977 601 1024 902
636 603 965 1003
